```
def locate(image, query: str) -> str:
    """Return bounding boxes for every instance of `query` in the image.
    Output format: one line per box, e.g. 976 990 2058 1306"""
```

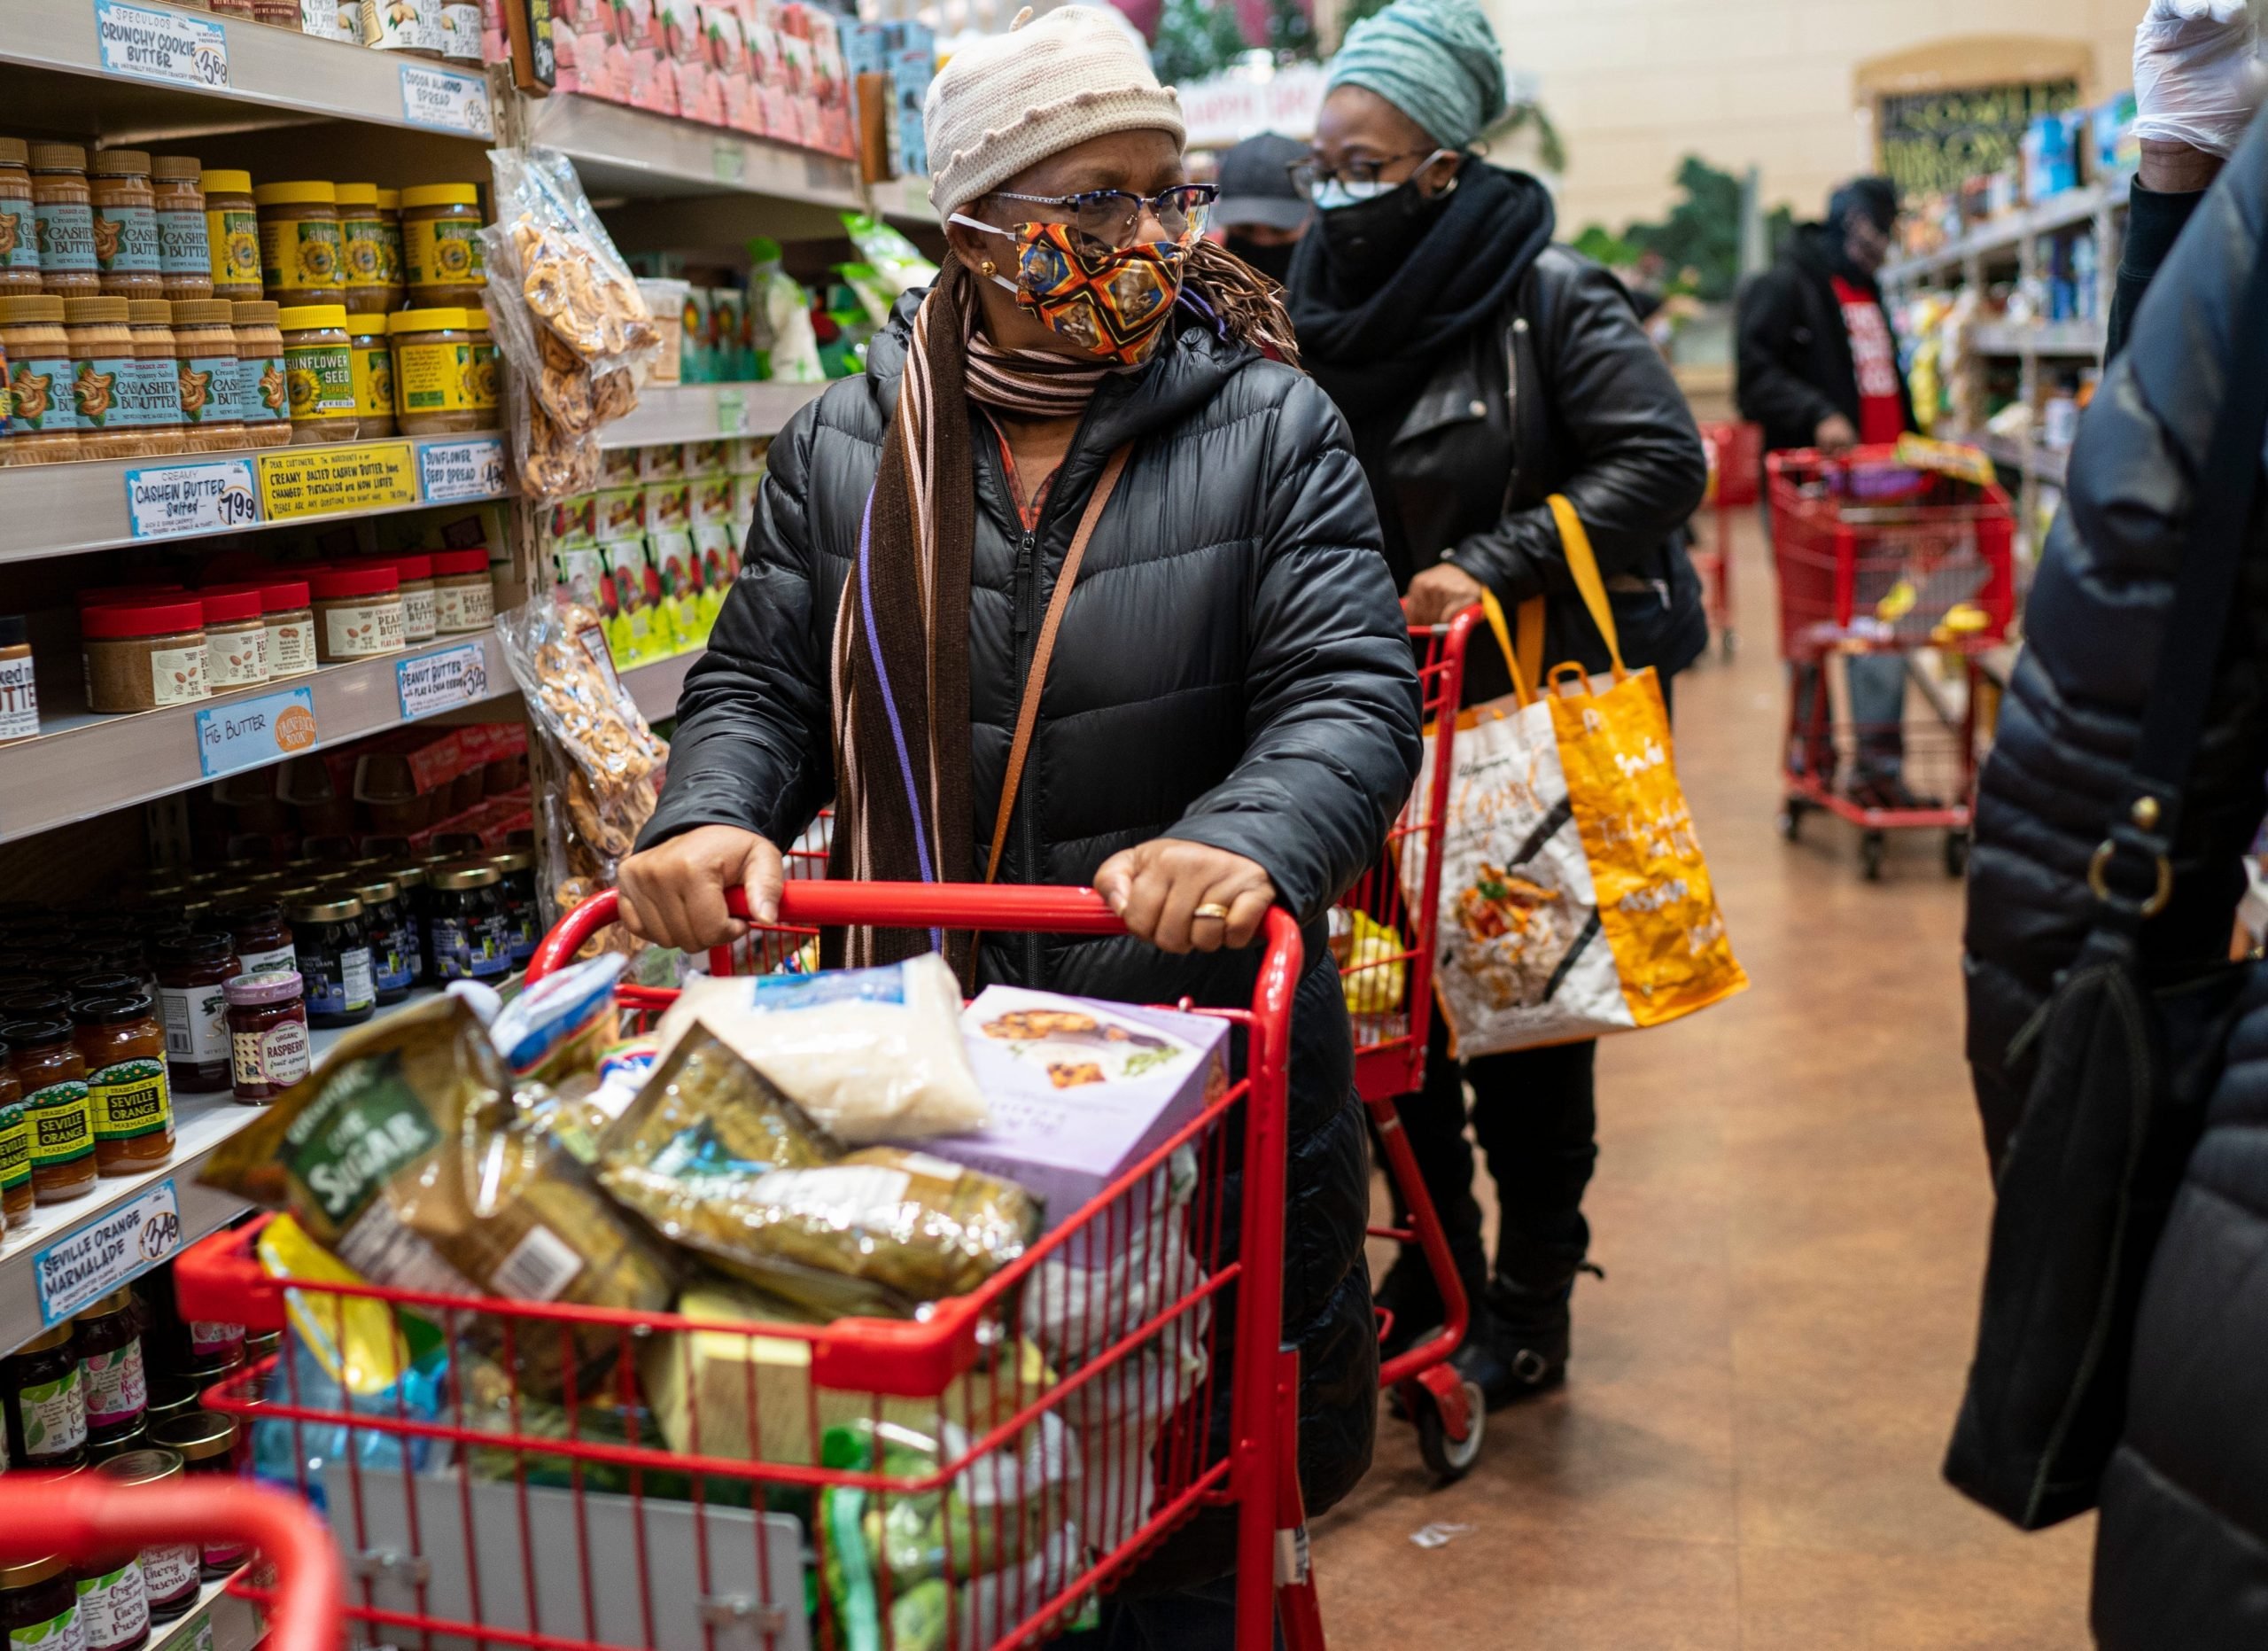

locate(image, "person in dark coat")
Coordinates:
1284 0 1709 1408
1736 177 1923 806
617 7 1421 1641
1962 7 2268 1639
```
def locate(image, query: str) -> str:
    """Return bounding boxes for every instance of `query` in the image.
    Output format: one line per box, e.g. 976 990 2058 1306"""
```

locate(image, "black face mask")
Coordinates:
1227 231 1299 285
1318 178 1450 300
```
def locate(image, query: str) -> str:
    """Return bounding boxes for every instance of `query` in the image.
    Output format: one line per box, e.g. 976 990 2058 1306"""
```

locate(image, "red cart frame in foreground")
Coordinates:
176 881 1322 1651
1767 446 2015 879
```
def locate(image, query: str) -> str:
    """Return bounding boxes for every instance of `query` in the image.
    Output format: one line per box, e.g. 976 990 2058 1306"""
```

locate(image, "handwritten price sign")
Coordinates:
123 458 260 540
93 0 229 89
194 687 319 779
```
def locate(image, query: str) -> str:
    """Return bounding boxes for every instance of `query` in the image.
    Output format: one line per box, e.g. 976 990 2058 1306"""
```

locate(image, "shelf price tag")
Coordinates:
400 63 493 136
195 686 319 779
93 0 229 90
397 640 491 720
35 1180 183 1328
122 458 260 541
259 440 417 519
716 388 746 434
713 143 747 184
419 436 508 502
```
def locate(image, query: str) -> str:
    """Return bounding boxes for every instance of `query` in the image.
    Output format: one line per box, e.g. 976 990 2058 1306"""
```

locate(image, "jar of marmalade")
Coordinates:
4 1016 95 1203
71 995 172 1173
0 1059 28 1228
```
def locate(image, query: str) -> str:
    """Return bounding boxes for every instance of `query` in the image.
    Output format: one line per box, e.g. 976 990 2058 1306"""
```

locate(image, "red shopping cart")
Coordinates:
1694 420 1762 658
1335 611 1485 1481
175 880 1324 1651
0 1475 342 1651
1767 445 2016 878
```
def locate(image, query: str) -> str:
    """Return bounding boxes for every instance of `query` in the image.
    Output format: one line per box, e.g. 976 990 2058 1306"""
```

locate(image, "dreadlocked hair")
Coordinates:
1184 238 1303 369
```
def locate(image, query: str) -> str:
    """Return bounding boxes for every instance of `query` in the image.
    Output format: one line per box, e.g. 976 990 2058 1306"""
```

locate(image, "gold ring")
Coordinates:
1193 902 1232 922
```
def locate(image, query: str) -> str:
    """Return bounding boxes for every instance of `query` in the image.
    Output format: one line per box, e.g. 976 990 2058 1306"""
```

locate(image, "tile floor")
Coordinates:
1309 513 2095 1649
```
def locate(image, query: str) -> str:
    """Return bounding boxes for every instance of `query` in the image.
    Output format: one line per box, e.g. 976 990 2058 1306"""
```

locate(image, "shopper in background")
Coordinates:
1964 6 2268 1644
1286 0 1709 1408
617 8 1420 1641
1736 176 1924 808
1212 130 1311 284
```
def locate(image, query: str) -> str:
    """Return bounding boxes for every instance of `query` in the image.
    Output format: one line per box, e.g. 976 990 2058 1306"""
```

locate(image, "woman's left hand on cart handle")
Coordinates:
617 824 786 951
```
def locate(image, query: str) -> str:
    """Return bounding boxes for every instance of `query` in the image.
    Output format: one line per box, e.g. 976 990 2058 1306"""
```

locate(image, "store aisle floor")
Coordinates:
1311 512 2094 1649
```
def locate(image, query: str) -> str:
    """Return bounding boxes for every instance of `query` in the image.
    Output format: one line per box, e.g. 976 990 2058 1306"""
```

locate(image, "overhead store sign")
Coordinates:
1878 80 2079 199
1178 61 1327 147
93 0 229 90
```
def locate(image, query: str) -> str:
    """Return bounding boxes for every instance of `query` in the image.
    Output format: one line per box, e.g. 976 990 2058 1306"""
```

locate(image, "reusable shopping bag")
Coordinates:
1409 495 1747 1057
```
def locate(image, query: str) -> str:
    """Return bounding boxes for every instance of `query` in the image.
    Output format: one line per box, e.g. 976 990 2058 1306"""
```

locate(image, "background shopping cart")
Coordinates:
1767 446 2015 878
1693 419 1762 659
176 881 1321 1651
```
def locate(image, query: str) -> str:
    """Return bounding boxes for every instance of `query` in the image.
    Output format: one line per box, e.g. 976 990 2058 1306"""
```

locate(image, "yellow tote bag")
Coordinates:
1413 496 1748 1055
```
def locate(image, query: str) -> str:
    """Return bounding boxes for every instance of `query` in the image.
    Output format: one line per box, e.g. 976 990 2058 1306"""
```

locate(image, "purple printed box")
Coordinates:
913 987 1229 1244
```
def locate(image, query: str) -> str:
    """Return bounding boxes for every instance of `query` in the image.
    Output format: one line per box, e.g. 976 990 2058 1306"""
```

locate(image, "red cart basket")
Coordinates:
1767 445 2016 878
175 881 1326 1651
1694 419 1762 658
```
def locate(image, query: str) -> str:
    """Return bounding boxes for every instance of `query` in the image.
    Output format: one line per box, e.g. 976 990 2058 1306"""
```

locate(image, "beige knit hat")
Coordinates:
925 4 1185 214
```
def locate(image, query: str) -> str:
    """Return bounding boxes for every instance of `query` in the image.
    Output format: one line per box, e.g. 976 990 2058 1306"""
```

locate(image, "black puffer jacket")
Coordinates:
1735 223 1917 456
1961 127 2268 1647
642 293 1424 1534
1372 247 1711 686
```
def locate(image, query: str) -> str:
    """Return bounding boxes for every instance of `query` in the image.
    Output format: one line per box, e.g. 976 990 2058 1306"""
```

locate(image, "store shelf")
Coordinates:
528 92 861 208
623 645 701 721
874 172 940 226
1881 177 2128 288
1969 319 2106 358
1972 430 2070 488
0 984 473 1358
0 632 515 847
156 1569 265 1651
0 0 495 143
0 433 510 565
601 381 829 448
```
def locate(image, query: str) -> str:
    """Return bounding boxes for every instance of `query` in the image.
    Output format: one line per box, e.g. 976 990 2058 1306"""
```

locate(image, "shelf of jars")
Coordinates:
0 433 511 565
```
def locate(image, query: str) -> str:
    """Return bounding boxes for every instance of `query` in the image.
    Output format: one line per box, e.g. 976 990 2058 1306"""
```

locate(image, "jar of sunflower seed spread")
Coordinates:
400 183 485 308
254 181 344 307
387 306 481 435
336 182 395 315
201 170 260 302
347 311 395 437
277 303 356 443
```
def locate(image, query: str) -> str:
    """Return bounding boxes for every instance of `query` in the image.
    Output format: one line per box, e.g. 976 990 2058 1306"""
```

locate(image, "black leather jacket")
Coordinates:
642 292 1424 1544
1961 122 2268 1648
1389 247 1710 685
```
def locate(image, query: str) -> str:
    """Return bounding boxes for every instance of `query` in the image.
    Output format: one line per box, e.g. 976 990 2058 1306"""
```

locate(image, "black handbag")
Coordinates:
1943 238 2268 1530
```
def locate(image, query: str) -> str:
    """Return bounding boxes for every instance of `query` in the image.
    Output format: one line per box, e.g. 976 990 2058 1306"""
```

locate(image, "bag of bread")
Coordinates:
200 996 674 1397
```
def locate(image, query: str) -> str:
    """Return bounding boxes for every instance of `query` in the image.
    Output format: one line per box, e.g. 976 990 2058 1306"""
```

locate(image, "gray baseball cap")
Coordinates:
1215 132 1312 232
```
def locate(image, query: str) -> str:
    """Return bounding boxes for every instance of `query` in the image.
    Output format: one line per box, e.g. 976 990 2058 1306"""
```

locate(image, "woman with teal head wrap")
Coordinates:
1287 0 1711 1418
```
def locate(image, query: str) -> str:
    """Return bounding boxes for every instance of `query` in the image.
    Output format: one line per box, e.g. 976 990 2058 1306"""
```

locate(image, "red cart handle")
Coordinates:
0 1476 342 1651
529 880 1145 984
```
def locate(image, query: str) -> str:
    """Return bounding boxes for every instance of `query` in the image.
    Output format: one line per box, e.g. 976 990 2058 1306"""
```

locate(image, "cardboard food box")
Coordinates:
637 440 686 482
684 438 728 479
690 471 736 526
643 479 693 534
596 483 647 542
543 491 598 552
914 989 1230 1240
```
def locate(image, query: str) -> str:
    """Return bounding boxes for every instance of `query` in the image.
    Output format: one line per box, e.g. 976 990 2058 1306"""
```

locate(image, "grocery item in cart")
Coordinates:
908 987 1229 1244
200 995 673 1395
596 1031 1037 1313
652 954 988 1142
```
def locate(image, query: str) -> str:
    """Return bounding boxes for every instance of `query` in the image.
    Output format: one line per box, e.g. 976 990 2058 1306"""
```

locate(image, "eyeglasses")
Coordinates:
1286 148 1453 200
990 183 1218 250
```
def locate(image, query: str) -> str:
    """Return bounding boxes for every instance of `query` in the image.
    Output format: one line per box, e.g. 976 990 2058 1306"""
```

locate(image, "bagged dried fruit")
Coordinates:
201 995 674 1397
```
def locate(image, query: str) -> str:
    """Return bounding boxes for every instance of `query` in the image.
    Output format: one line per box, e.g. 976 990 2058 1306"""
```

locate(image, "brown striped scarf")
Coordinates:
826 246 1298 971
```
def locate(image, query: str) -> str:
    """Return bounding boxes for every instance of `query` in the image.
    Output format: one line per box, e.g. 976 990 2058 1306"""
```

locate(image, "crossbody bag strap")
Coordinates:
2094 234 2268 925
983 442 1134 884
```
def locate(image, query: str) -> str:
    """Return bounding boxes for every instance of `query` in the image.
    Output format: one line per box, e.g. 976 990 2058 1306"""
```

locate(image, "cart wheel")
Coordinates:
1413 1380 1487 1484
1860 831 1887 881
1944 830 1970 879
1720 628 1738 662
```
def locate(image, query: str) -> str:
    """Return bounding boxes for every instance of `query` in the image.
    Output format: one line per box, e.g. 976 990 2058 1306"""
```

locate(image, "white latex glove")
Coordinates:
2133 0 2266 157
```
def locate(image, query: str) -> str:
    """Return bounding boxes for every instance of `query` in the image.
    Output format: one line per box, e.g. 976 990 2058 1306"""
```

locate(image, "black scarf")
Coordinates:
1288 163 1556 572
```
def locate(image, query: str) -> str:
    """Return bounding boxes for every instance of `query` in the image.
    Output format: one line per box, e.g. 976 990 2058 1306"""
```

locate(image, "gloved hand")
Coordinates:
2133 0 2265 157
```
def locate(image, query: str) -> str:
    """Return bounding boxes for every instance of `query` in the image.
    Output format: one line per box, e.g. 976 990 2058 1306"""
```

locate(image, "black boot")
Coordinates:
1449 1264 1596 1409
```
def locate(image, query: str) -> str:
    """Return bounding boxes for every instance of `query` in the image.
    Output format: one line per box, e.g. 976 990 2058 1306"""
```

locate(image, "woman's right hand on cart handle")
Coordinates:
618 823 785 950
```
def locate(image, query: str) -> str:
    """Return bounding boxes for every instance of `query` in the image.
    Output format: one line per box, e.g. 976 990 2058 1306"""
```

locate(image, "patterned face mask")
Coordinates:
953 214 1186 366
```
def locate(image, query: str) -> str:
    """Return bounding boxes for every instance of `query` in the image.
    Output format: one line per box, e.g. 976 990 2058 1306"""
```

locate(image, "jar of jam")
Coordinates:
183 1322 242 1382
152 931 237 1093
90 149 162 299
286 898 374 1027
150 157 210 303
74 1289 148 1450
99 1449 198 1624
68 973 145 1003
220 900 294 976
0 990 71 1021
428 863 509 981
380 861 430 983
142 1381 198 1434
5 1323 88 1468
490 850 538 966
349 881 412 1004
71 996 172 1174
224 970 308 1103
147 1413 245 1577
4 1017 95 1203
0 1555 82 1651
